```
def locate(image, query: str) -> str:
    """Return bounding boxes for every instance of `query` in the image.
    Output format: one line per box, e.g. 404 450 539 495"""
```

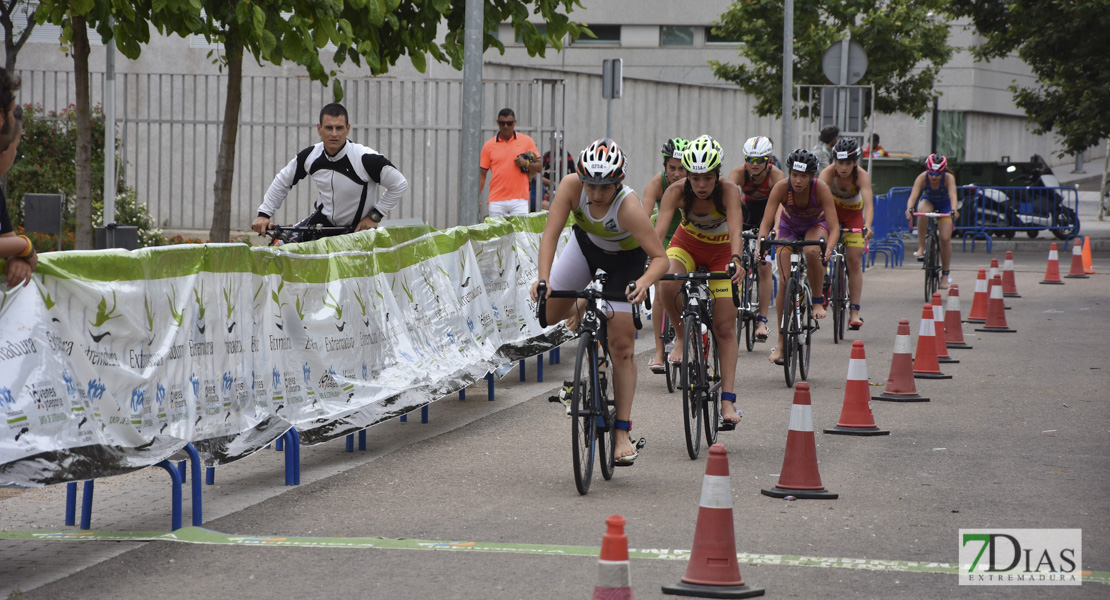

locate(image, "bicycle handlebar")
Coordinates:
912 212 951 218
260 224 350 243
660 265 742 308
535 280 643 331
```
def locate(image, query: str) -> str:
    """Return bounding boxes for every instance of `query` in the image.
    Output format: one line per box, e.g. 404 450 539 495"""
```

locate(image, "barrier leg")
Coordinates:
459 388 466 401
80 480 94 530
358 429 366 451
400 413 407 422
421 405 429 424
182 443 203 526
283 428 301 486
275 434 285 452
549 351 555 366
486 372 495 401
65 481 77 526
205 467 215 485
155 461 184 531
537 354 544 382
346 434 354 452
519 359 526 381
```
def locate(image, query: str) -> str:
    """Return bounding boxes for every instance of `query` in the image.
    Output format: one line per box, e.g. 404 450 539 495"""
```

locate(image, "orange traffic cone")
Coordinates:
1002 251 1021 298
1065 237 1089 278
932 293 958 364
944 285 973 350
594 515 634 600
761 383 838 499
825 341 889 435
975 275 1017 333
966 269 989 323
1040 242 1064 284
989 257 1000 281
1082 236 1096 275
913 304 951 380
663 445 765 598
873 319 930 402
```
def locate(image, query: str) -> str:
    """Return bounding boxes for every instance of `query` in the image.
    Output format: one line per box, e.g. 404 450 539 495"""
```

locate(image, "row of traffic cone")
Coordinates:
1042 237 1096 283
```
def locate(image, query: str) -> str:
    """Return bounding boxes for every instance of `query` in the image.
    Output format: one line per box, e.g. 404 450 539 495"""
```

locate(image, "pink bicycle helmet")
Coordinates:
925 153 947 173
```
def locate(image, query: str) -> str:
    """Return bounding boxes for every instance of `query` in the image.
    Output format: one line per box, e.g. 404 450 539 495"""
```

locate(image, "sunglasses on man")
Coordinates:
497 120 515 126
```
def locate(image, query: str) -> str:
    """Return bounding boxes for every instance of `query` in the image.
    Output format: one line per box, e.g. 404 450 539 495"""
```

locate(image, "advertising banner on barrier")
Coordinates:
0 214 569 488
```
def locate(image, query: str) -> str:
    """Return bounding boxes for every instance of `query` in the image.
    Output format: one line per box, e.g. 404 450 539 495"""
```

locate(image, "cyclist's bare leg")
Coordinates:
769 248 790 364
662 258 688 364
542 298 578 331
938 219 954 288
607 312 639 460
805 229 827 319
846 245 864 322
712 299 742 423
756 260 773 339
913 200 933 258
563 298 588 331
649 281 666 370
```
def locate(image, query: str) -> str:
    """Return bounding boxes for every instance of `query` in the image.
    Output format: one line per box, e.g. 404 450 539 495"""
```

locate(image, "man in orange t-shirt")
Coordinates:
479 108 541 217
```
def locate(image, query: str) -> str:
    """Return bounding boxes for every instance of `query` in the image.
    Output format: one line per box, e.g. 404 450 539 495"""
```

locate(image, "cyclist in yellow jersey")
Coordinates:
532 139 669 465
643 137 690 374
818 137 874 328
654 135 745 426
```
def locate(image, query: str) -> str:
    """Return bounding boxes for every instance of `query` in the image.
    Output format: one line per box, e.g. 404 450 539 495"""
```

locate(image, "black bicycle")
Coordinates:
763 236 826 388
537 271 646 495
660 264 740 460
824 227 864 344
914 212 949 302
259 224 350 246
736 230 762 352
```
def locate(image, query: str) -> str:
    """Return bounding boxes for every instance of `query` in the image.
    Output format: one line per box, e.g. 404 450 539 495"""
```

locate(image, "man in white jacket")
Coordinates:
252 103 408 242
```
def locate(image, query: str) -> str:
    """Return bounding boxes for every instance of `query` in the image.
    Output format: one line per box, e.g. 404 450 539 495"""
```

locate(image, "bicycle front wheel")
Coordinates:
925 229 940 302
663 316 677 394
831 256 847 343
741 273 757 352
703 330 721 446
570 335 598 495
681 317 705 459
598 353 616 482
782 278 800 388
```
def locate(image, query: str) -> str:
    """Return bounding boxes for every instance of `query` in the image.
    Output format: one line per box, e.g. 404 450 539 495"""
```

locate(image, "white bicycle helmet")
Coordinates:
743 136 773 159
576 138 626 185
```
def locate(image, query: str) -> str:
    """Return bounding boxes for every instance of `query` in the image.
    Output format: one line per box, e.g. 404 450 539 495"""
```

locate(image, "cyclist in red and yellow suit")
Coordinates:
818 137 874 329
654 136 745 426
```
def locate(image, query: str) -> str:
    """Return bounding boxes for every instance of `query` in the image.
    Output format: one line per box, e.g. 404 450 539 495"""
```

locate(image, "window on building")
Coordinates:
574 25 621 45
705 27 741 45
660 26 694 47
515 24 546 44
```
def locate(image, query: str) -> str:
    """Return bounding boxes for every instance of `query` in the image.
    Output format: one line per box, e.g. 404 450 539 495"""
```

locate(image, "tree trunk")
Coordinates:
72 16 94 250
209 37 243 243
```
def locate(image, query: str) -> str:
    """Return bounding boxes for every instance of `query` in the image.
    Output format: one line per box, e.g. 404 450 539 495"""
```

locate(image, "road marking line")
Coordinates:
2 528 1105 584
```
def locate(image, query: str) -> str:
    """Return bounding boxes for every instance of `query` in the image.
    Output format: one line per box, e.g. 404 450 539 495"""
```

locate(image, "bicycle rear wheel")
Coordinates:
782 279 800 388
570 335 597 495
741 273 757 352
703 331 721 446
681 317 705 459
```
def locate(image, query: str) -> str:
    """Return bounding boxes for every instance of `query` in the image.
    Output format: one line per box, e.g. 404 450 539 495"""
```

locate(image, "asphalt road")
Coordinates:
11 249 1110 599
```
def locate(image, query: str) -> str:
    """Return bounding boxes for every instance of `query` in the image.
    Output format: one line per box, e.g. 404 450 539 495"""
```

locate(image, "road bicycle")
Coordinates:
824 227 865 344
913 212 949 302
763 235 826 388
536 271 646 495
259 224 350 246
736 230 762 352
659 264 740 460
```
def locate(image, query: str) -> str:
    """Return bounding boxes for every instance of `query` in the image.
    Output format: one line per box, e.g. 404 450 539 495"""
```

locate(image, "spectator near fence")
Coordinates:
0 67 36 288
479 108 541 218
863 133 888 158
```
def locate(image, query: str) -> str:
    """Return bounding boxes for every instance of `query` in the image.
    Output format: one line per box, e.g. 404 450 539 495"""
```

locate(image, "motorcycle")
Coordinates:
1004 154 1080 240
954 183 1024 240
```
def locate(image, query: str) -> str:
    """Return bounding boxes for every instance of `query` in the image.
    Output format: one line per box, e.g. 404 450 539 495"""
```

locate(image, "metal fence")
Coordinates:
15 70 565 231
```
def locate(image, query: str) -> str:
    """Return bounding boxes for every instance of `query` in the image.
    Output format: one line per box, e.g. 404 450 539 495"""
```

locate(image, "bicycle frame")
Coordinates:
913 212 949 301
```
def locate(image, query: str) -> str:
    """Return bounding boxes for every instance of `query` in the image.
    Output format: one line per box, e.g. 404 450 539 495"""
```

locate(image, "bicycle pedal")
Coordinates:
634 437 646 450
718 419 738 432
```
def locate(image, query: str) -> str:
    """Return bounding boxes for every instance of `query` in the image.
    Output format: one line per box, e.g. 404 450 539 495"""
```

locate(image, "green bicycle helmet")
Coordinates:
660 137 691 160
681 135 723 174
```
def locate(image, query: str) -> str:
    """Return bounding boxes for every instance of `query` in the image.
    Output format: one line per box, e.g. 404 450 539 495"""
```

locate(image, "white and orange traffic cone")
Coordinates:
825 341 889 435
966 269 989 323
1082 236 1096 275
1040 242 1065 285
944 285 973 350
989 257 1000 281
1065 237 1089 279
932 292 958 364
975 275 1017 333
594 515 634 600
873 319 930 402
1002 251 1021 298
913 304 951 380
663 445 765 598
761 383 838 499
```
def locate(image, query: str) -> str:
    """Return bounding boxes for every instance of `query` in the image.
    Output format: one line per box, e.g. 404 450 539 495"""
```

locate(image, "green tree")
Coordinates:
710 0 953 119
1 0 38 73
946 0 1110 157
35 1 586 245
